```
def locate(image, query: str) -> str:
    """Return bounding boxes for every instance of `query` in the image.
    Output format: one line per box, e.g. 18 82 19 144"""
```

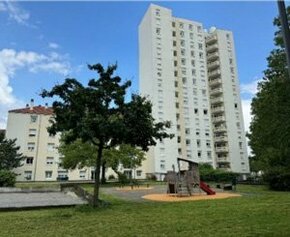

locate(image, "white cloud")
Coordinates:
240 79 261 96
0 1 30 25
0 48 71 129
48 42 59 49
241 99 252 133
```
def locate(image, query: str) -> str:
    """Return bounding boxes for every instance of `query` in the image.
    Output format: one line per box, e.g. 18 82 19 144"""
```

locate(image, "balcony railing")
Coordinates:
215 146 229 153
212 116 226 123
211 106 224 113
210 87 223 95
213 126 227 133
207 61 220 70
214 135 228 142
207 52 219 61
206 35 218 45
206 43 218 53
211 96 224 104
208 69 221 79
209 78 222 86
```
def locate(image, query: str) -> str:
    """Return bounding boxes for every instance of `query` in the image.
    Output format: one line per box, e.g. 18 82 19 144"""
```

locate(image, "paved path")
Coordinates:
0 191 87 210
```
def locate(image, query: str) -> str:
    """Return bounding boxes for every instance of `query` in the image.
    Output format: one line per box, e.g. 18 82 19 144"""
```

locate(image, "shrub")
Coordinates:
0 170 16 187
264 169 290 191
118 173 129 185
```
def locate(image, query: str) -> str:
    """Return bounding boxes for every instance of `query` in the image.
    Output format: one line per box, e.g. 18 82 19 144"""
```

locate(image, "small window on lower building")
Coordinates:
26 157 33 165
45 171 53 179
24 171 32 180
136 170 142 177
46 157 54 165
79 170 86 179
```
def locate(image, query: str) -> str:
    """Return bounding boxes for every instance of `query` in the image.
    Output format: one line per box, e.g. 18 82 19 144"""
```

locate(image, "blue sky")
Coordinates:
0 1 287 129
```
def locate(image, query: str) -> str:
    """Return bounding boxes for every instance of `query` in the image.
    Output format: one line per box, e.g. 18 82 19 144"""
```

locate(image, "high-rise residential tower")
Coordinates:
139 4 249 178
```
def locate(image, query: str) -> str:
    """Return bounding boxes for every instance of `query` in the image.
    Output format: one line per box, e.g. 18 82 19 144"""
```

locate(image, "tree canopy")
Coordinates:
41 63 173 206
247 7 290 190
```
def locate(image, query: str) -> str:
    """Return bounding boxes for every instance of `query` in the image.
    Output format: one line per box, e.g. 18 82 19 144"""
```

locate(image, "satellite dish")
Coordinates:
209 26 217 33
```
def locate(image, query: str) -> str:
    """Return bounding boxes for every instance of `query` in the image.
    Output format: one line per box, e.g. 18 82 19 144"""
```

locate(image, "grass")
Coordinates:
15 182 61 189
0 185 290 237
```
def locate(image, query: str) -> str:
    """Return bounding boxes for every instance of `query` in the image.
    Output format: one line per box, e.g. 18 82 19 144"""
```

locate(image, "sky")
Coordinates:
0 1 287 131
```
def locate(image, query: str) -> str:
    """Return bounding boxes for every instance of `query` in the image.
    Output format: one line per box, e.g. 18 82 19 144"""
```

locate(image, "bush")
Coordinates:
118 173 129 185
264 170 290 191
199 164 238 183
0 170 16 187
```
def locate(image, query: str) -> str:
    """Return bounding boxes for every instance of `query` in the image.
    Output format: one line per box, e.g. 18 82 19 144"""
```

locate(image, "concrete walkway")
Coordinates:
0 191 87 210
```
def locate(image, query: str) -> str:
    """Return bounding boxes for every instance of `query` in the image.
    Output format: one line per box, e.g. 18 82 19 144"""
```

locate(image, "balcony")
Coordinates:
207 61 220 70
208 69 221 79
208 78 222 87
215 146 229 153
210 87 223 95
212 116 226 123
213 126 227 133
207 52 219 61
206 35 218 45
210 96 224 105
206 43 218 53
214 135 228 142
216 157 230 163
211 106 224 114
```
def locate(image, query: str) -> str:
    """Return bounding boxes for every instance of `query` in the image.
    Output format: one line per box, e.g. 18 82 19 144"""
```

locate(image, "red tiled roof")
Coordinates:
9 106 53 115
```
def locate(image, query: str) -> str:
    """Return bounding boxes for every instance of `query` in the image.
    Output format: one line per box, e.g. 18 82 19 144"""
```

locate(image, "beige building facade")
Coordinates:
6 102 93 181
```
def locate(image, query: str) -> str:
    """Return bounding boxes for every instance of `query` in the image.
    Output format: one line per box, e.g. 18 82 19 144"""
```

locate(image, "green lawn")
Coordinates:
1 185 290 237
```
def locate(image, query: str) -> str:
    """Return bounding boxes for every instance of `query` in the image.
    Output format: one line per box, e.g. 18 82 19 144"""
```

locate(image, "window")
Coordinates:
177 136 181 143
26 157 33 165
28 129 37 137
160 164 165 170
202 89 206 96
173 41 177 47
194 108 198 114
234 103 238 109
178 148 182 155
181 58 186 65
197 26 202 33
190 33 193 39
196 139 200 147
191 60 195 67
182 77 187 84
180 40 185 47
186 139 190 145
24 171 32 180
199 52 204 59
185 128 190 135
226 33 230 40
156 28 161 35
136 170 142 177
173 50 177 56
27 142 35 152
47 143 55 152
174 60 177 67
176 113 180 120
45 171 53 179
172 22 176 27
58 170 68 179
179 22 184 28
175 91 179 98
203 109 208 115
46 157 54 165
206 140 211 148
175 81 178 87
175 103 179 108
180 31 184 37
30 115 37 123
207 151 212 159
177 125 180 131
197 151 202 158
172 31 176 37
196 130 200 135
79 170 86 179
189 24 193 30
174 71 178 77
191 50 195 57
155 9 160 16
198 43 203 50
239 142 243 149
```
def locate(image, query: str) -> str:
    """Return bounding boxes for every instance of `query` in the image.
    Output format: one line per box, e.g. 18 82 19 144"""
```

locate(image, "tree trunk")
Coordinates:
101 161 106 184
93 140 103 207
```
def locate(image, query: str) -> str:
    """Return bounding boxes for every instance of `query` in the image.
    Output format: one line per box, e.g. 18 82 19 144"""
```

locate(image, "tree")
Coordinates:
58 137 145 182
41 63 173 206
0 133 25 187
247 7 290 190
105 144 145 180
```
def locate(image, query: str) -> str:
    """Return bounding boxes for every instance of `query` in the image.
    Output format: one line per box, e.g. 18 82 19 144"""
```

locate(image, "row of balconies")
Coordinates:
208 69 221 79
212 116 225 123
211 106 224 113
210 96 223 105
214 135 228 142
213 125 227 133
210 87 223 95
215 146 229 153
207 61 220 70
206 43 218 54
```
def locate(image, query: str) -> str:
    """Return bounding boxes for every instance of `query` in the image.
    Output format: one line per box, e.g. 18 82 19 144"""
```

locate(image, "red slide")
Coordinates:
200 181 216 195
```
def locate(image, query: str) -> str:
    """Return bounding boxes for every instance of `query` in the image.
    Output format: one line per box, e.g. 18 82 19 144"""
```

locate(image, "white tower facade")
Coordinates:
139 4 248 179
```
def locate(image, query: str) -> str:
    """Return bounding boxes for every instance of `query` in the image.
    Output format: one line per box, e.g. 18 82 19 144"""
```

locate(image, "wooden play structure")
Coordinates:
166 158 215 196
